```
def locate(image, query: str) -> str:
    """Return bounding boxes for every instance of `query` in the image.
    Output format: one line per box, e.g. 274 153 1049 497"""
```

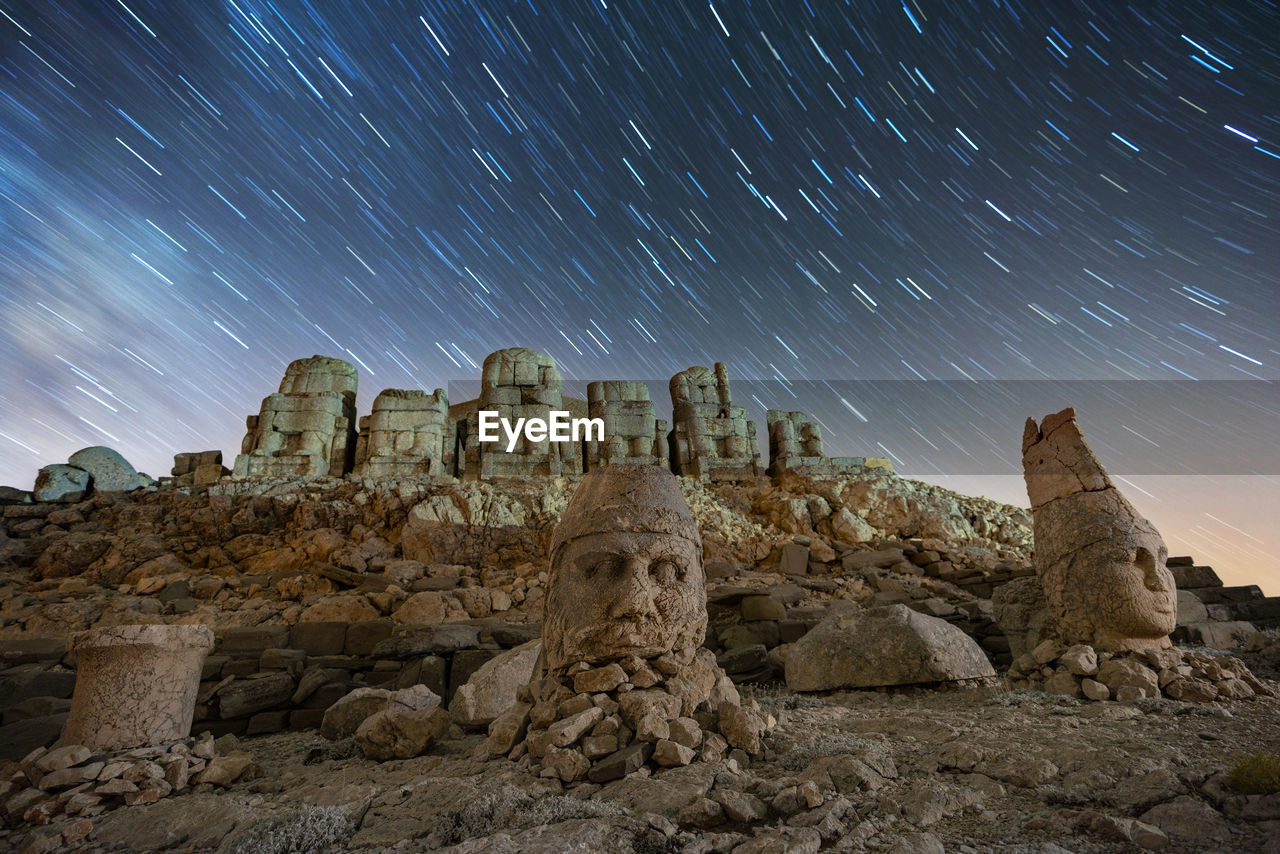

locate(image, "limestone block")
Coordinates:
234 356 358 478
355 387 454 477
669 364 761 480
62 625 214 751
785 604 995 691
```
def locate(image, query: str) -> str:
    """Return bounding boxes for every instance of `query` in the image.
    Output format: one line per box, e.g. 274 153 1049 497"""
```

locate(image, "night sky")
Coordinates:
2 1 1276 588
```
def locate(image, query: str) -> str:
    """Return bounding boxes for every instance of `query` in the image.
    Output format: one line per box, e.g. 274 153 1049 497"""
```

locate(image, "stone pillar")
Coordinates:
354 388 455 478
461 348 578 479
668 363 761 481
233 355 358 478
63 625 214 751
584 381 663 470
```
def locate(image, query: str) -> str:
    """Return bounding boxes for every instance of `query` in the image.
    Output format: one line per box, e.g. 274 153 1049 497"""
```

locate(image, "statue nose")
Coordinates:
609 557 657 618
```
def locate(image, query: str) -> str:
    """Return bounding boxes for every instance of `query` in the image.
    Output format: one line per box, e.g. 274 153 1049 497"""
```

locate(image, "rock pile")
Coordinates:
3 731 250 832
487 648 774 783
1007 639 1275 702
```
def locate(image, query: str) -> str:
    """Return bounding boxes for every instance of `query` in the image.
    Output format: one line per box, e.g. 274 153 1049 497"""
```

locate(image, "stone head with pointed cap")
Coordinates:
543 464 707 674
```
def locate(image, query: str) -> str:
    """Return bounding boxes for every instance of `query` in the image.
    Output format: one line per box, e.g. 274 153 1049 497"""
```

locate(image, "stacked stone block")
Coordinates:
233 356 358 478
354 388 455 478
170 451 228 486
765 410 891 477
461 348 580 479
487 648 774 784
583 381 666 470
668 363 762 481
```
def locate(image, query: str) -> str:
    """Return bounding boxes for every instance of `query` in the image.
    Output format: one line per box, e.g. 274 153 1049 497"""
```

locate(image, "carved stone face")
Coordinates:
1036 492 1178 651
1069 530 1177 649
542 464 707 674
546 532 705 670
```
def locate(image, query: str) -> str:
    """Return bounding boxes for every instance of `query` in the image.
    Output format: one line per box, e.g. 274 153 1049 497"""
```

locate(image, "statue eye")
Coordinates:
650 559 680 584
586 557 619 579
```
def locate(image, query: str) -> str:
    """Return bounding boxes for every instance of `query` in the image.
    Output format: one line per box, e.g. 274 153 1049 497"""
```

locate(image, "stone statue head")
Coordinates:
543 464 707 674
1024 409 1177 651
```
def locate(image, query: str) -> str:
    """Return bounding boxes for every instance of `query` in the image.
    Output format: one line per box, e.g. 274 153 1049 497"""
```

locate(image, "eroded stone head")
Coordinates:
543 464 706 674
1023 408 1176 652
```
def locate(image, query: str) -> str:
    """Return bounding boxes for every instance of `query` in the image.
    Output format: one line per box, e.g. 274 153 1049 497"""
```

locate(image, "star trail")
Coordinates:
0 1 1276 586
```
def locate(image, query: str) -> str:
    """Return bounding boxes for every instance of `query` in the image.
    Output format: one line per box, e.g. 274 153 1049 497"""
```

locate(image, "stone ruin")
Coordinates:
212 348 891 485
353 388 455 478
991 408 1273 703
62 624 213 752
668 363 762 481
583 381 667 470
233 355 358 478
487 465 774 782
765 410 893 477
460 348 581 480
170 450 229 486
1021 407 1177 653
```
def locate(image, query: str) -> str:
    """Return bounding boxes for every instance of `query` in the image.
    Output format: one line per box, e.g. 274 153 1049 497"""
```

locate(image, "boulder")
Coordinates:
67 446 144 491
450 640 541 726
355 700 450 761
320 687 392 740
33 465 90 503
785 604 995 691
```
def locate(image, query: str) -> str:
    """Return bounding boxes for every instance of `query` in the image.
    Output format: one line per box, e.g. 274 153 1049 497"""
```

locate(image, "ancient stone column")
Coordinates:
354 388 455 477
584 381 664 470
62 624 214 751
667 363 762 481
1022 407 1177 652
233 355 358 478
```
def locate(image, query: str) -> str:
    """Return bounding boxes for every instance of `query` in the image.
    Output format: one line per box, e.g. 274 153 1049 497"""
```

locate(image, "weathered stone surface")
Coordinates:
1095 658 1159 699
584 380 665 470
542 464 706 674
33 465 90 503
992 576 1052 660
354 387 455 478
63 624 213 751
1138 796 1229 845
217 672 295 719
1022 408 1176 652
67 446 144 491
588 742 652 783
373 625 480 658
718 701 769 755
234 355 358 478
355 696 449 761
321 687 392 740
668 363 762 481
460 348 578 479
652 738 696 767
548 706 603 747
786 604 995 691
451 640 541 727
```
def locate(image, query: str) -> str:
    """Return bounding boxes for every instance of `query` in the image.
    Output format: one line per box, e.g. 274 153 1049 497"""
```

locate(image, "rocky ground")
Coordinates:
2 466 1279 852
6 681 1280 853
